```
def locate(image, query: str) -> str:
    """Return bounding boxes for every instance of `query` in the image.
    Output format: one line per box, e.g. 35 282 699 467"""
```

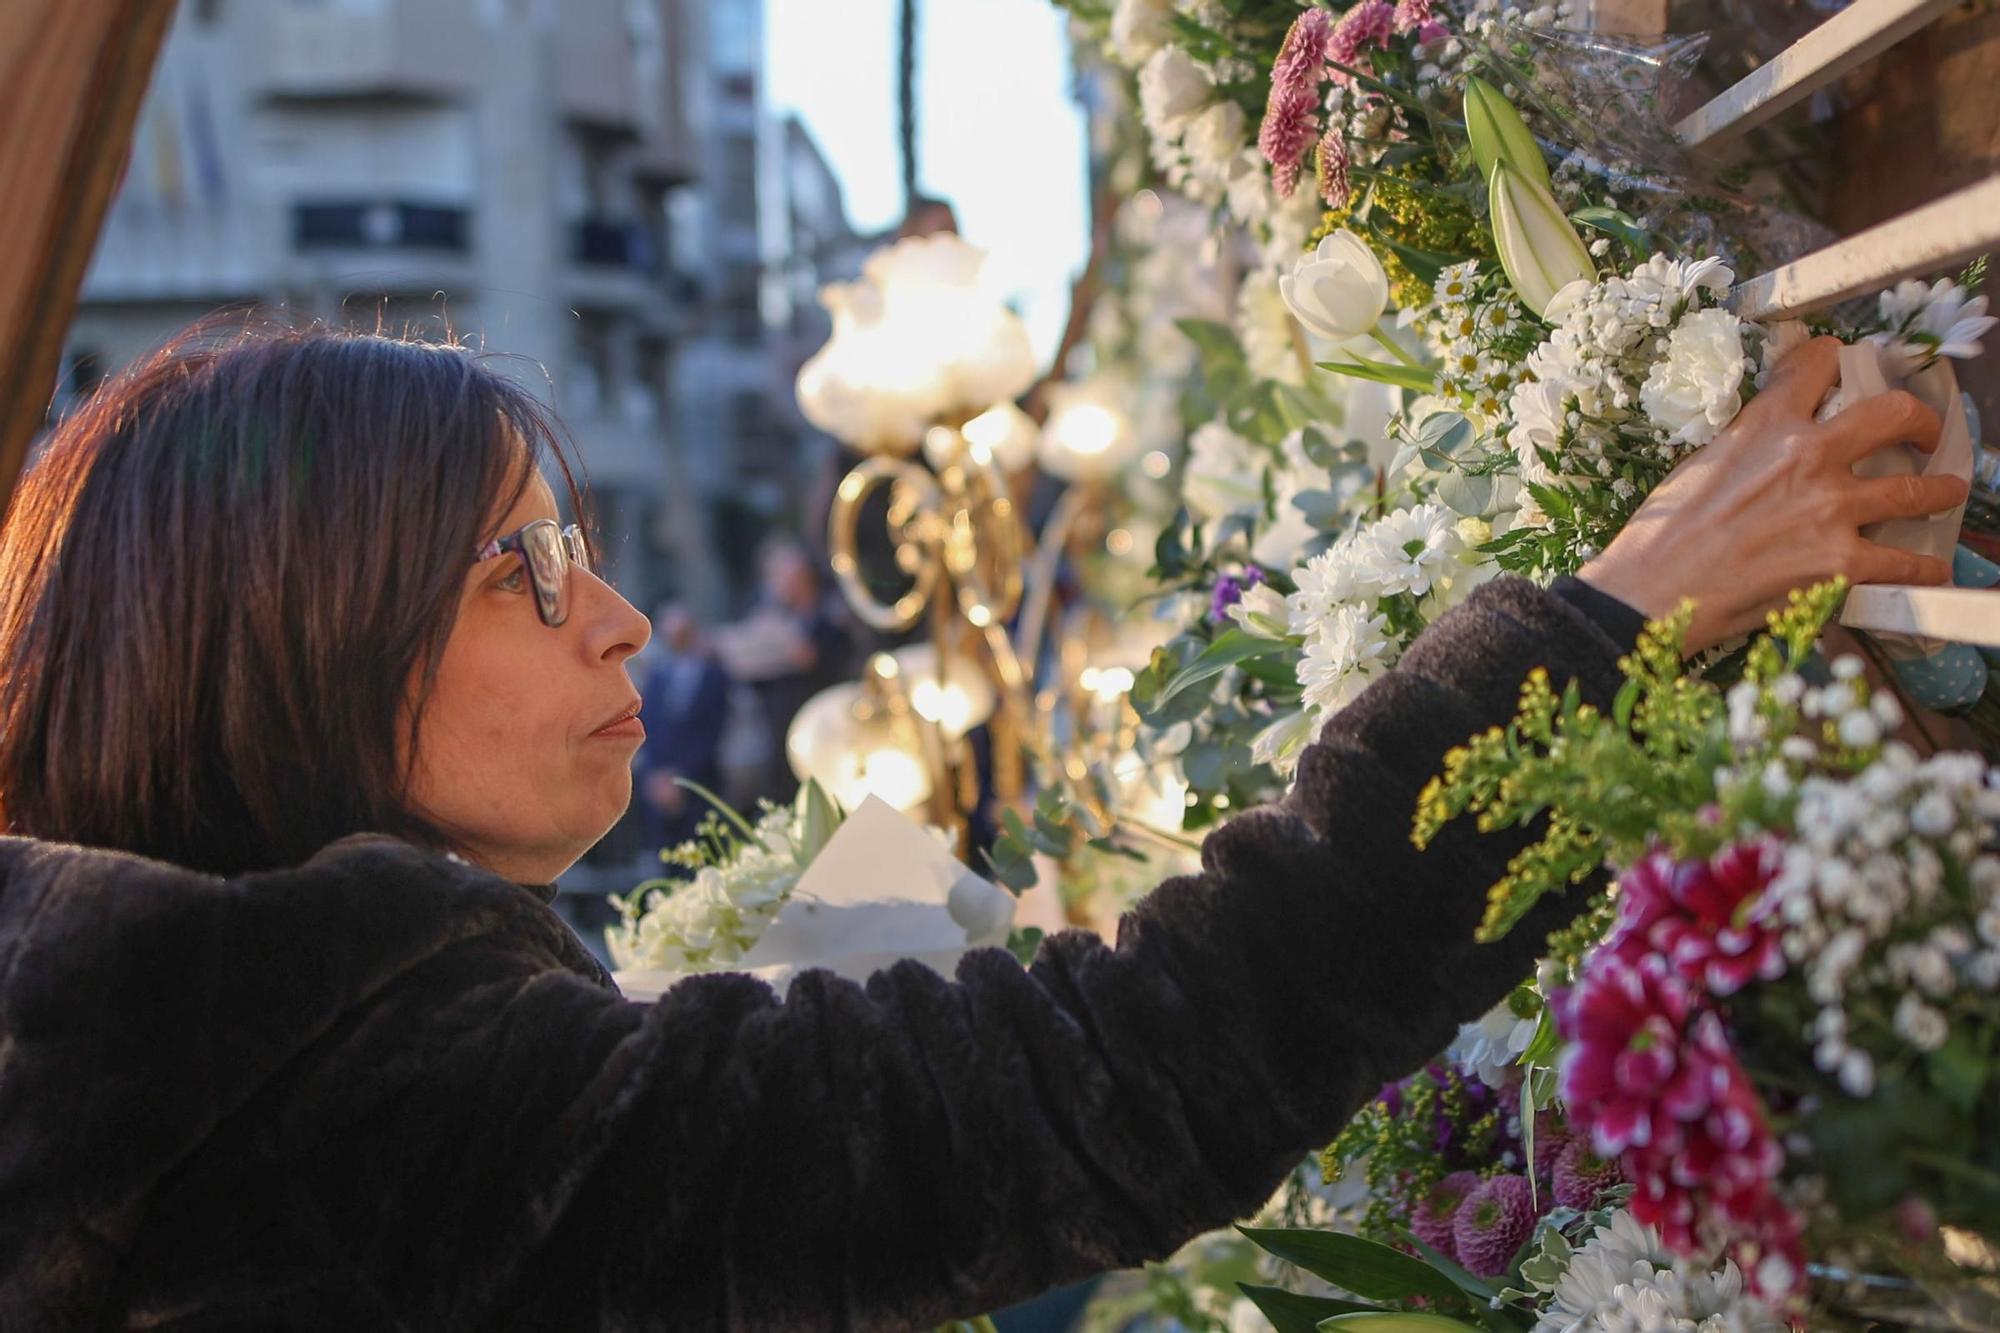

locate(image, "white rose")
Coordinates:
1278 230 1389 341
1182 101 1247 184
1137 46 1211 140
1640 306 1750 447
1109 0 1174 65
1182 420 1263 520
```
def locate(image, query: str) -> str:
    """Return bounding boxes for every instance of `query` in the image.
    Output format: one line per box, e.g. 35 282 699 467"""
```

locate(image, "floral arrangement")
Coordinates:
1396 584 2000 1321
605 784 839 976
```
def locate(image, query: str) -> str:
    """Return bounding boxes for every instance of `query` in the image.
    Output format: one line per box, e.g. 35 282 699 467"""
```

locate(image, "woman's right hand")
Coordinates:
1579 335 1964 653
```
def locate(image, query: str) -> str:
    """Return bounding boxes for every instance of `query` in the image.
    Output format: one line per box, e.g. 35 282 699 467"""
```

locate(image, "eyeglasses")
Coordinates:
474 519 593 627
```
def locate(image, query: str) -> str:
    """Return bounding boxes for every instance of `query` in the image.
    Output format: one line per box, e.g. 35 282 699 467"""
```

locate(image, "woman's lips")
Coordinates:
590 700 645 740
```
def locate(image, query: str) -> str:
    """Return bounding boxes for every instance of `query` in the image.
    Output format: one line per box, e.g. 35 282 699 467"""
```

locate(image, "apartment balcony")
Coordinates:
294 200 471 253
248 0 481 103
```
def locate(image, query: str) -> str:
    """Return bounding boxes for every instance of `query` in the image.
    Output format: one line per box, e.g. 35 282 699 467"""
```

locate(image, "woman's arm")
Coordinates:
314 578 1633 1331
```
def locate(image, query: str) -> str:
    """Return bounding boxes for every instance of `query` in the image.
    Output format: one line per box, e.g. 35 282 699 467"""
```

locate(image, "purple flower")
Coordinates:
1208 565 1265 623
1453 1174 1536 1277
1411 1170 1482 1259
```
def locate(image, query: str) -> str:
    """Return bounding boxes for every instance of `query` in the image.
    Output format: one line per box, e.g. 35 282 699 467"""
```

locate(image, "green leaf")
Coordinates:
1435 471 1495 516
1237 1227 1467 1308
1927 1035 1988 1114
1235 1284 1377 1333
1177 317 1244 363
1361 220 1456 288
1320 1313 1484 1331
1158 629 1299 707
797 778 842 862
1398 1232 1502 1303
1275 383 1338 433
1520 1004 1562 1066
1317 358 1435 393
1570 206 1649 255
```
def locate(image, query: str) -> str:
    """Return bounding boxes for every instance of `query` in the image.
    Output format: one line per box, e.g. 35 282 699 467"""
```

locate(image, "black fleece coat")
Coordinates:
0 577 1639 1331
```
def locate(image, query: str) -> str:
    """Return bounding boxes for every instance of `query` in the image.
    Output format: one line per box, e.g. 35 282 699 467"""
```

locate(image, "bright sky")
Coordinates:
764 0 1091 364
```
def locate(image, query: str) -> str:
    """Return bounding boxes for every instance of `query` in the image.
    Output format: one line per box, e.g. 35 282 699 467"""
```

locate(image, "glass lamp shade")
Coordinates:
889 643 997 740
795 234 1038 455
785 681 934 813
1038 375 1141 482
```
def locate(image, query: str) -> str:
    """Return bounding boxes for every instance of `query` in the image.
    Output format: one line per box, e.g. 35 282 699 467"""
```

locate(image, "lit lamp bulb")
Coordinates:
785 678 934 813
891 643 997 740
1038 376 1140 482
954 402 1039 474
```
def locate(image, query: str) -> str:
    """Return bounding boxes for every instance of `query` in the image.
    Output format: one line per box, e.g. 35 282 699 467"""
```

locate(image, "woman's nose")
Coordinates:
576 570 651 664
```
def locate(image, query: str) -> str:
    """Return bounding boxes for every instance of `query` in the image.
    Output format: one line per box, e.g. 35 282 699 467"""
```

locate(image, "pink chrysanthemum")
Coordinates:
1259 9 1331 195
1608 840 1787 997
1410 1169 1482 1258
1327 0 1396 83
1316 129 1352 209
1453 1174 1537 1277
1393 0 1437 34
1551 1136 1622 1210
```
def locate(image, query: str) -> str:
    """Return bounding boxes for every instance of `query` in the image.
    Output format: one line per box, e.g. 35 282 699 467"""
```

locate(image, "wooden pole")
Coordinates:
0 0 177 517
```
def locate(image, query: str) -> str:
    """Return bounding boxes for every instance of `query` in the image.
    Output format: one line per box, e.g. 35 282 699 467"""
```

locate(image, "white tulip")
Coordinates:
1277 229 1390 341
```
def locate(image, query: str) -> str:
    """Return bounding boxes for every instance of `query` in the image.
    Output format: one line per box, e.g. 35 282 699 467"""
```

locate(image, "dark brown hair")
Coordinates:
0 318 586 876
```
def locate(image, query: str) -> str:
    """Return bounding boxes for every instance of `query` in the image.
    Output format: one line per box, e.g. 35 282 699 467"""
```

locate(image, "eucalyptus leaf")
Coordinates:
1276 383 1339 433
1436 470 1495 516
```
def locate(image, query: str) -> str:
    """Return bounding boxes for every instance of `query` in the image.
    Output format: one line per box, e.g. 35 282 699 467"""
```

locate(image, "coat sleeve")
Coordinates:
350 578 1637 1331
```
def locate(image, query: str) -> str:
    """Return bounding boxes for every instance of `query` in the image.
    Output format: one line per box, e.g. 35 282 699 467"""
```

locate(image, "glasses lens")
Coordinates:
561 524 594 577
522 522 569 626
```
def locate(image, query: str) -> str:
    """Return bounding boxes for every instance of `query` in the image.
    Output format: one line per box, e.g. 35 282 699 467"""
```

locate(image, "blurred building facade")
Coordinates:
60 0 859 617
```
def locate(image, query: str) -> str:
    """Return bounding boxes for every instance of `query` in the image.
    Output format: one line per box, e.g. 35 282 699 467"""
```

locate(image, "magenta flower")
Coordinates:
1551 1137 1622 1210
1316 129 1352 209
1410 1169 1482 1258
1393 0 1437 34
1453 1173 1537 1277
1556 956 1710 1156
1259 9 1331 196
1609 841 1787 997
1328 1 1396 83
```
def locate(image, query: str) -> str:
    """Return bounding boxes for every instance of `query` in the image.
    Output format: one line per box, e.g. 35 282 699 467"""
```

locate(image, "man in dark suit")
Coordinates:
638 604 732 854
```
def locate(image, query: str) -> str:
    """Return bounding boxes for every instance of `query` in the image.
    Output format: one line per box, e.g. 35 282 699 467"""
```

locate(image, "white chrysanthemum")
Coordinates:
1534 1213 1783 1333
1875 277 1996 364
1350 502 1463 597
1640 307 1750 448
1298 603 1390 715
1287 538 1369 634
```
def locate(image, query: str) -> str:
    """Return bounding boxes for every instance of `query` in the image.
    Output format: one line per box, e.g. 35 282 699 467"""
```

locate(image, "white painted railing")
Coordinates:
1673 0 1963 146
1675 0 2000 649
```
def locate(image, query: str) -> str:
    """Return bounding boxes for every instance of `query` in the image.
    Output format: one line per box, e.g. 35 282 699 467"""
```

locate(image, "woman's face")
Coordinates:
403 469 652 884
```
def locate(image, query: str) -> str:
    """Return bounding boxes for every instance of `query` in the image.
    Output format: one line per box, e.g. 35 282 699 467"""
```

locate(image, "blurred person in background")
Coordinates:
713 536 853 801
637 601 730 854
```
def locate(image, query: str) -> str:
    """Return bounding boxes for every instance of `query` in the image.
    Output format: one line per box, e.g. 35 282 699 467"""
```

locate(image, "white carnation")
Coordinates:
1640 306 1750 447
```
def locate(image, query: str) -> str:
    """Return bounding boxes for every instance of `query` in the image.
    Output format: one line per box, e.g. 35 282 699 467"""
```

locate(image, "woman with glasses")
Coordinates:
0 322 1960 1329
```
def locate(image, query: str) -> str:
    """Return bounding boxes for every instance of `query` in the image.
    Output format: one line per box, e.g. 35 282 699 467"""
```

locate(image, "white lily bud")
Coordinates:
1488 160 1596 319
1278 229 1390 341
1463 76 1549 191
